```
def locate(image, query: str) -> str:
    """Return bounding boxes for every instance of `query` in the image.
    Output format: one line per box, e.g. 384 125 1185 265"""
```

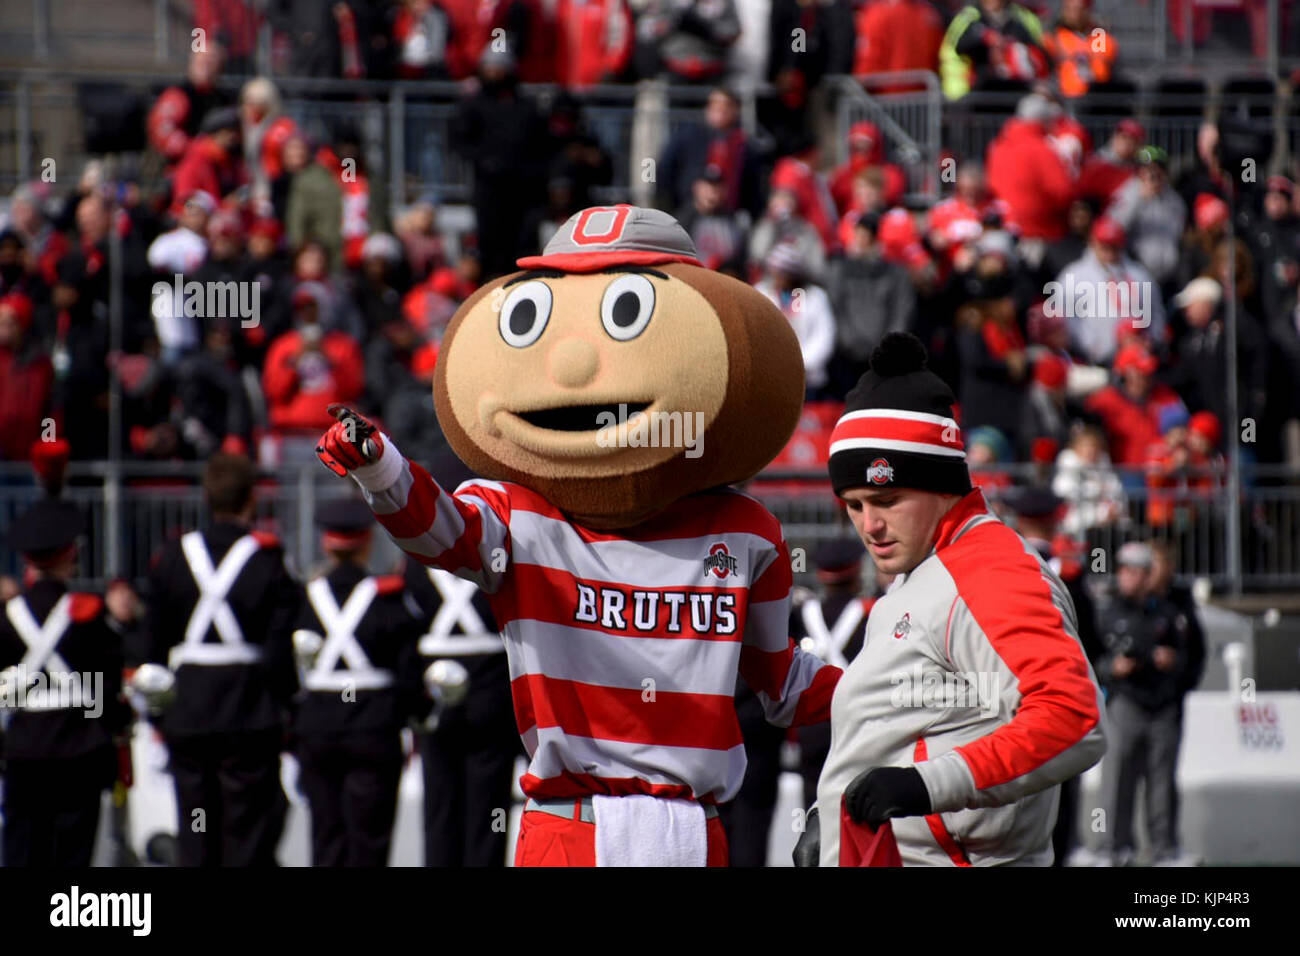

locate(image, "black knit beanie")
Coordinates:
827 332 972 497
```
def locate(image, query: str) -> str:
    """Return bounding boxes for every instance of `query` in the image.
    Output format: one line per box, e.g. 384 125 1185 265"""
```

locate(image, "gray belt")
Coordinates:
525 796 719 824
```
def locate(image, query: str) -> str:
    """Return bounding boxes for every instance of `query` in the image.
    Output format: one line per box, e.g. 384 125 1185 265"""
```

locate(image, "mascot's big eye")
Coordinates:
499 281 553 348
600 274 655 341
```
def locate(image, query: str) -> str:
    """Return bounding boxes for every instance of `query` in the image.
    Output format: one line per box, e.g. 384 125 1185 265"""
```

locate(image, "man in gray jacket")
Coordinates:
794 332 1107 866
826 212 916 395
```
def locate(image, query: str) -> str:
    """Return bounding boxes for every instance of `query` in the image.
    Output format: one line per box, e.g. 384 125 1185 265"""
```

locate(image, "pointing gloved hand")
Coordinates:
844 767 932 829
316 404 385 477
792 807 820 867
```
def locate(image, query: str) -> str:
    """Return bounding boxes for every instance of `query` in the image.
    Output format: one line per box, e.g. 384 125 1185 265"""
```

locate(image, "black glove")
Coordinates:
844 767 932 829
792 807 820 867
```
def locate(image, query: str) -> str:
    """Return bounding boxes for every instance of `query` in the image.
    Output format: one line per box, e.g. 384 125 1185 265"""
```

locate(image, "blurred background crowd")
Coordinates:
0 0 1299 592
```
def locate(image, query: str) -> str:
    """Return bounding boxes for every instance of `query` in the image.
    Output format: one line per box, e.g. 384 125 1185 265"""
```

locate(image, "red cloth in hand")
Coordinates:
840 795 902 866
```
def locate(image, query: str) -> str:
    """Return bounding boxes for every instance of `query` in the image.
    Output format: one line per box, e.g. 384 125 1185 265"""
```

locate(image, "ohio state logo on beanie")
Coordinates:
866 458 894 485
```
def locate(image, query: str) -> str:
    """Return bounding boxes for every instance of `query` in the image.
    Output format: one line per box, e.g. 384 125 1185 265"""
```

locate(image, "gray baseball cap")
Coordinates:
516 205 702 273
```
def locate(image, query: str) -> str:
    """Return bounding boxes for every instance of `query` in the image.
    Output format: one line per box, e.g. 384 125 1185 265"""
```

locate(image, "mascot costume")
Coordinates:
317 205 840 866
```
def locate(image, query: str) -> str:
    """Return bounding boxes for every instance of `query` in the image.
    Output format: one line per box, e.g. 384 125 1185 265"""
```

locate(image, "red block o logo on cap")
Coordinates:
571 206 632 246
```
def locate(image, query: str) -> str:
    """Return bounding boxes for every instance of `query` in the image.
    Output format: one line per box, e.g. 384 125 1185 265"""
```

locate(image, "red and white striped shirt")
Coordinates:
358 451 839 803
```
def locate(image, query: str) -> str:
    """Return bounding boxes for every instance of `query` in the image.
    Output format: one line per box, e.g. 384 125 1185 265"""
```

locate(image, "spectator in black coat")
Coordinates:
656 87 764 220
955 294 1029 447
543 92 613 210
675 166 749 277
825 211 916 397
1166 277 1269 451
451 49 549 279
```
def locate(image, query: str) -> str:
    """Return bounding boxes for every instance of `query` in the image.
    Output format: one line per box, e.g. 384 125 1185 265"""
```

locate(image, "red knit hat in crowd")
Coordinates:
0 291 34 330
1091 216 1127 248
1194 193 1230 231
1031 436 1060 464
1189 410 1222 448
1114 343 1158 376
1116 118 1145 142
412 342 439 379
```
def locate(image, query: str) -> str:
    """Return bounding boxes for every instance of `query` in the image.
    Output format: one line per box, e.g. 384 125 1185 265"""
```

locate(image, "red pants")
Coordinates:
513 807 730 867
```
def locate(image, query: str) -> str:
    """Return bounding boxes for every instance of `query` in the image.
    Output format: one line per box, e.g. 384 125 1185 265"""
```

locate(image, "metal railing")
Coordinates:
0 71 745 216
941 89 1218 172
1 461 1297 594
752 462 1300 595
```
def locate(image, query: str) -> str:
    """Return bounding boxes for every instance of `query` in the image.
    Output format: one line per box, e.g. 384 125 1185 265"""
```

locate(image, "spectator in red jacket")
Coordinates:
771 143 841 254
926 161 1007 271
1078 118 1142 208
262 289 365 445
1083 343 1187 468
169 108 243 219
554 0 633 89
0 292 53 462
986 94 1077 241
828 122 907 215
147 48 228 169
853 0 944 89
193 0 261 73
1143 406 1222 529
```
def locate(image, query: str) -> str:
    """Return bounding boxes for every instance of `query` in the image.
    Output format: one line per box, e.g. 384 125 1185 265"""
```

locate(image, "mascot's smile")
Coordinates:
516 402 650 432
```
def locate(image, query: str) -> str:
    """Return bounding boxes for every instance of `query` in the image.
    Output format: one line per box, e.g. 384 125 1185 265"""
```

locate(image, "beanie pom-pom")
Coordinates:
869 332 928 377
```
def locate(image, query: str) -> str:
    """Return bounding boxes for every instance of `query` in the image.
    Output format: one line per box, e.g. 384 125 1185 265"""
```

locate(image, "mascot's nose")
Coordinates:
547 338 600 388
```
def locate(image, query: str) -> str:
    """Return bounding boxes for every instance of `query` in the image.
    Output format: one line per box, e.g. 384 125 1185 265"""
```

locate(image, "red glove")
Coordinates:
316 404 385 477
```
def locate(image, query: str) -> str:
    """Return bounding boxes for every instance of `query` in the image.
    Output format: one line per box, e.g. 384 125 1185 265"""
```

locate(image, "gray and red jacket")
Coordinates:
816 488 1107 865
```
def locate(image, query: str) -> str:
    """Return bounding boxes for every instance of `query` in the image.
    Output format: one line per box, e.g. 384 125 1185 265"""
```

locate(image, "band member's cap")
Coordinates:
1004 486 1064 520
7 500 85 566
317 497 374 550
814 539 866 584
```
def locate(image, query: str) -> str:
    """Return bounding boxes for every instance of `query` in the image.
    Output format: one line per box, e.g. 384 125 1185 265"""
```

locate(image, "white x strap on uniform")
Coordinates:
5 595 81 710
303 576 393 691
417 567 503 657
171 531 264 667
800 598 866 671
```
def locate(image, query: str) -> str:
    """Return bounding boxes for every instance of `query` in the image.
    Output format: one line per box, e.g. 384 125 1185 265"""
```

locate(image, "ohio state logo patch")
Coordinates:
704 542 740 580
866 458 894 485
892 613 911 640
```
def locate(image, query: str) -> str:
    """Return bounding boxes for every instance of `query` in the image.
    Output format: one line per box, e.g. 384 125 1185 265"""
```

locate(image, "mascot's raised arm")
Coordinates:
317 204 840 867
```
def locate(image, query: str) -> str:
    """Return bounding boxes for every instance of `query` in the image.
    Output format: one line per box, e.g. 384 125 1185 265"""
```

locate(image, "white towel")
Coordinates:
592 794 708 867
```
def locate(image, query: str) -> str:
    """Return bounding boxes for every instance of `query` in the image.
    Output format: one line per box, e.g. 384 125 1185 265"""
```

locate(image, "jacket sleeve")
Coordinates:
350 437 513 594
739 533 841 728
916 537 1108 813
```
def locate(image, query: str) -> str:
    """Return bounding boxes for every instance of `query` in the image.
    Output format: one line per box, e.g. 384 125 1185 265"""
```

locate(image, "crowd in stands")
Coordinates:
1 1 1299 565
191 0 1294 94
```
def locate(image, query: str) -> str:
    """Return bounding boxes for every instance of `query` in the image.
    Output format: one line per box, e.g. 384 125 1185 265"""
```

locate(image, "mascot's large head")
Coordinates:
433 205 804 529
